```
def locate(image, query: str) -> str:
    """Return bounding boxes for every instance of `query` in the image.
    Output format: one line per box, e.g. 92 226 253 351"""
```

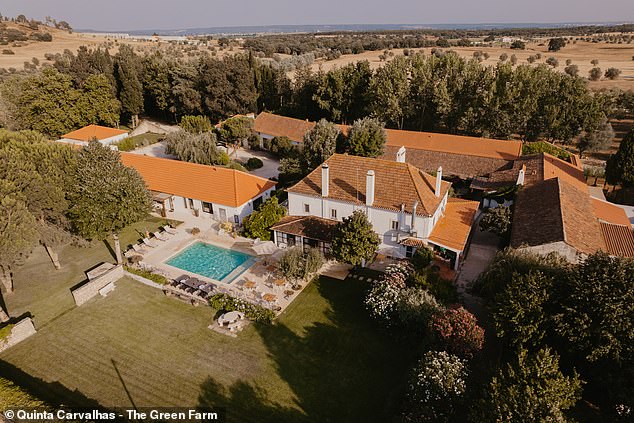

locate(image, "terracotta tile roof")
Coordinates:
383 128 522 160
400 238 428 247
511 178 606 255
254 112 315 143
270 216 338 242
383 146 511 179
120 153 276 208
63 124 128 141
288 154 450 216
599 222 634 257
591 198 632 226
428 198 480 252
471 153 586 191
254 112 522 160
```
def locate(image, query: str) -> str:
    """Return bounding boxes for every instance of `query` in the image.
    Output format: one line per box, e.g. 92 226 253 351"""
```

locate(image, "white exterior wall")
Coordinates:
101 133 129 146
287 191 449 255
257 132 301 146
165 187 274 224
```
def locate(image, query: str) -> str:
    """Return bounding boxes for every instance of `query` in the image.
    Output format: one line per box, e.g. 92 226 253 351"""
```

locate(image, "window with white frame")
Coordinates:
331 209 337 219
304 204 310 213
391 220 399 231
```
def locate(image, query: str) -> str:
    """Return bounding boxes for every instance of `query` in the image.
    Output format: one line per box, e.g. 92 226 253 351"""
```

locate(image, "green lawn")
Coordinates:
0 277 419 422
5 216 179 327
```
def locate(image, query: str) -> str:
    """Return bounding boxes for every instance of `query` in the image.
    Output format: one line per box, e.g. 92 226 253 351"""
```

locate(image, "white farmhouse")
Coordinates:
57 124 129 147
120 153 276 224
272 154 480 269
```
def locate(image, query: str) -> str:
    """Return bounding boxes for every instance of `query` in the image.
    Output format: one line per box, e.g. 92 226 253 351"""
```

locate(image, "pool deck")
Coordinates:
127 213 321 315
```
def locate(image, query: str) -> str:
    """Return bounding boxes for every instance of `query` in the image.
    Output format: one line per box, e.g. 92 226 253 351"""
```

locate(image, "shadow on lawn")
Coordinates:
0 359 102 409
197 277 418 423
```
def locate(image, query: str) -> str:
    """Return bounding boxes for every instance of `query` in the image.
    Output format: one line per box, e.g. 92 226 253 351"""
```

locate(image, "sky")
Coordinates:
2 0 633 31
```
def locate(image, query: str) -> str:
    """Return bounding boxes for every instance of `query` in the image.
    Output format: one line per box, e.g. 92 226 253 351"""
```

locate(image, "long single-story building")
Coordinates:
274 154 479 269
120 153 277 224
58 124 129 147
253 112 522 179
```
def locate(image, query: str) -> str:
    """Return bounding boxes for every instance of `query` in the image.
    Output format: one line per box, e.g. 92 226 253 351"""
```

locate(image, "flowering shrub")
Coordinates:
365 281 402 323
404 351 468 421
432 305 485 358
396 287 441 330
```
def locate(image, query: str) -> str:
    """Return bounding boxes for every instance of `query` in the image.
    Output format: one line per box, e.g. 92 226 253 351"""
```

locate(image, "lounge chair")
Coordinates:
153 231 169 242
163 225 178 234
174 274 190 284
132 244 149 254
142 237 159 248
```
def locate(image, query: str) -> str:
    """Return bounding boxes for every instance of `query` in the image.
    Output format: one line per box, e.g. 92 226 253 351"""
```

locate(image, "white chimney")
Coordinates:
516 164 526 186
366 170 375 206
396 146 406 163
435 166 443 197
321 164 329 197
411 201 418 231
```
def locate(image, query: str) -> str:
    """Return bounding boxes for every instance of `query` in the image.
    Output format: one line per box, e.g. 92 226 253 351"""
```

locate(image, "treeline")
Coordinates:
0 45 627 145
243 23 634 56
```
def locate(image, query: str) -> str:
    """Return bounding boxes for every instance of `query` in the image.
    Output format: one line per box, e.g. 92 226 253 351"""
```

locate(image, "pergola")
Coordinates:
151 191 174 217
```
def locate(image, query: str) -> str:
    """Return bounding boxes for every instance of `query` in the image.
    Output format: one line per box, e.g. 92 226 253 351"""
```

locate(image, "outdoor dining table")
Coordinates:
274 279 286 287
263 293 277 303
244 280 256 289
182 277 203 290
223 311 243 324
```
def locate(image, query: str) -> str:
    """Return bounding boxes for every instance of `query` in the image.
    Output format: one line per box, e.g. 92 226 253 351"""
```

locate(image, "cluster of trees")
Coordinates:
475 249 634 420
292 53 608 144
363 258 483 421
606 128 634 187
278 246 324 286
0 132 151 321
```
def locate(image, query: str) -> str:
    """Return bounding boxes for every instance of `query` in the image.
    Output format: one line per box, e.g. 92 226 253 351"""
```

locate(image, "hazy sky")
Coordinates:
3 0 633 31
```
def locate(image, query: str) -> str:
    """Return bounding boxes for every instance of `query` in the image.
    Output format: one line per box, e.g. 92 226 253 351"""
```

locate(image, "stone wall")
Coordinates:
0 318 36 354
71 265 124 306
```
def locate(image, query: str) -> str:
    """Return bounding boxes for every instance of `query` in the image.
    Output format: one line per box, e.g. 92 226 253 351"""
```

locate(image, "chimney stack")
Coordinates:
321 164 329 197
366 170 375 206
411 201 418 231
435 166 443 197
396 146 406 163
516 164 526 186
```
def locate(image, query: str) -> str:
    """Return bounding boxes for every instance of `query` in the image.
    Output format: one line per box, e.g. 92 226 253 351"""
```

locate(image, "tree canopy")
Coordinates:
606 129 634 186
331 210 380 265
241 197 286 241
346 117 387 158
165 130 229 166
302 119 340 170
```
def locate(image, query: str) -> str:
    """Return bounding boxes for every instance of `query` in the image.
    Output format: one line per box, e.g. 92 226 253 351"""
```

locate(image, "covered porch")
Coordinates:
271 216 338 256
151 191 175 218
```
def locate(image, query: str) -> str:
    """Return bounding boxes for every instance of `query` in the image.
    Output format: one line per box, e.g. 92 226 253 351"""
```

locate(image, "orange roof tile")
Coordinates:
428 198 480 252
599 222 634 258
383 128 522 160
542 153 587 191
591 198 632 226
288 154 450 216
63 124 128 141
120 153 276 207
254 112 522 160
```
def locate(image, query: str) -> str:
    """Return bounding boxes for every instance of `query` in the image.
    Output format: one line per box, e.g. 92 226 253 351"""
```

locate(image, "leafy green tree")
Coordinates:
604 67 621 80
220 116 253 155
475 348 582 422
142 52 172 118
164 130 229 166
331 210 380 265
510 40 526 50
370 56 411 129
114 45 144 126
492 271 554 349
578 119 614 155
589 67 602 81
479 206 512 236
346 117 386 158
278 247 323 283
548 37 566 52
411 246 434 271
606 129 634 186
68 141 151 261
556 252 634 363
242 197 286 241
76 74 121 127
0 182 38 312
302 119 340 169
179 115 212 134
314 61 372 123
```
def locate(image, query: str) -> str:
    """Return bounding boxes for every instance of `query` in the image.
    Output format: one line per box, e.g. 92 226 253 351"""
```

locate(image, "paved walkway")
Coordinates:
130 141 175 159
226 148 280 179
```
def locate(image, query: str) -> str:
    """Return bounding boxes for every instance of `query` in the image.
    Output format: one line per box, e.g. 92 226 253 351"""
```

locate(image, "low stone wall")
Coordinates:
71 265 124 306
0 318 37 353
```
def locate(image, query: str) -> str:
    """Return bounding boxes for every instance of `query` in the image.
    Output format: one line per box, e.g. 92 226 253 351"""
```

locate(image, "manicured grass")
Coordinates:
0 277 419 422
5 217 180 327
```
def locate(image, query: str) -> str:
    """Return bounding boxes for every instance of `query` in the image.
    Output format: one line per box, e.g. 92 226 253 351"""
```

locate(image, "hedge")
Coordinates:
209 294 276 324
124 266 168 285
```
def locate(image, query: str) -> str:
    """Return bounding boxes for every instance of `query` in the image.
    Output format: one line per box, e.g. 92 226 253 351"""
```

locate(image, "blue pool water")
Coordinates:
166 242 254 282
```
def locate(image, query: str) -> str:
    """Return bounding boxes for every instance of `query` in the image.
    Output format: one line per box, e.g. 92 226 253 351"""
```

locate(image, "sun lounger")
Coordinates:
153 231 169 242
142 237 159 248
163 225 178 234
132 244 149 254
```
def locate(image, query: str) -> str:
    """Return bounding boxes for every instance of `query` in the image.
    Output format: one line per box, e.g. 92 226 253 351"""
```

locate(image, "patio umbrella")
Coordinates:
251 241 278 256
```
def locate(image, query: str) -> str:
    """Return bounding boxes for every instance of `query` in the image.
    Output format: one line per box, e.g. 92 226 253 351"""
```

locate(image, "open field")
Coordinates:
307 40 634 90
3 216 177 327
0 276 417 422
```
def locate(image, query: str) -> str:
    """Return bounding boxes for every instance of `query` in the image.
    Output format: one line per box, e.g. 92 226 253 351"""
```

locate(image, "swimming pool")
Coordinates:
165 242 255 282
